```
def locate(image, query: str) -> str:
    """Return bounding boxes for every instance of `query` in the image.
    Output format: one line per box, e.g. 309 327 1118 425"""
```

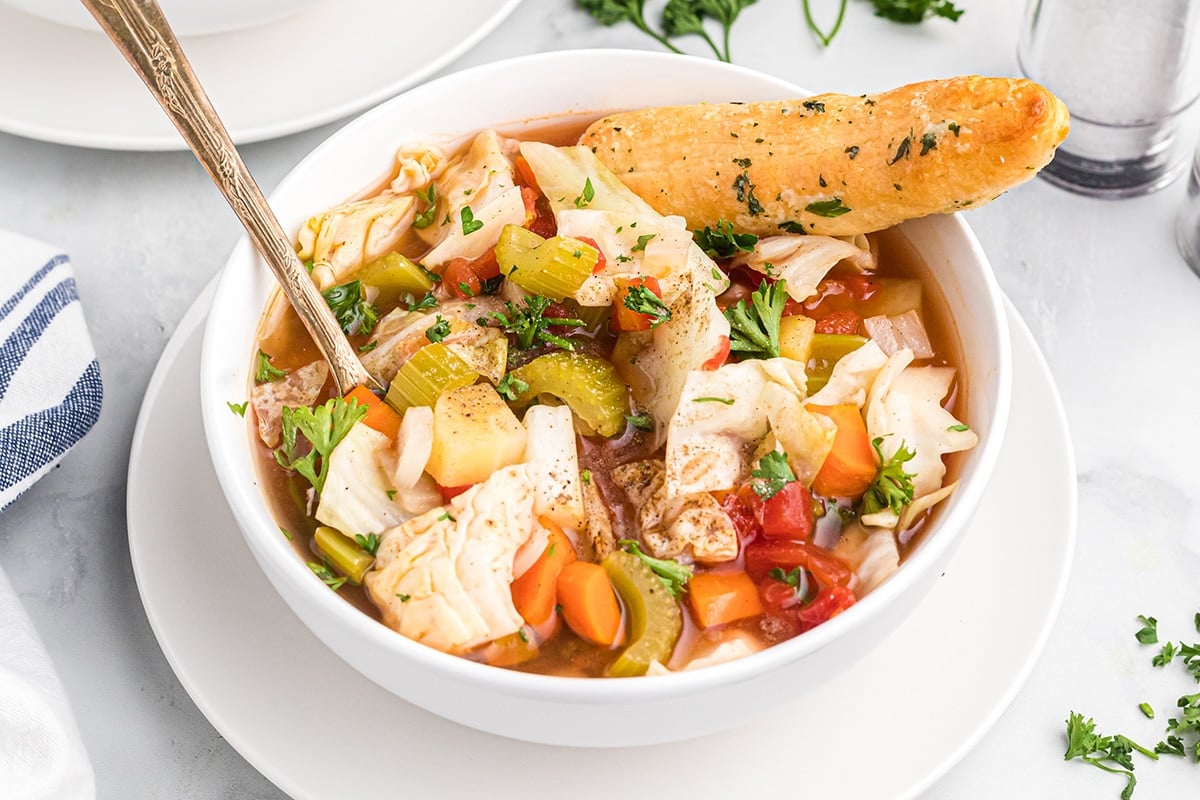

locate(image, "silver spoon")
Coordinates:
81 0 383 397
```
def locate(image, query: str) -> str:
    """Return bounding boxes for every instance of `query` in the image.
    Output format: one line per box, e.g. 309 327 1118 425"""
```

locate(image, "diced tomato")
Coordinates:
743 540 853 589
702 335 731 370
520 186 557 238
719 489 760 543
795 586 856 628
844 274 879 301
470 248 501 280
611 275 664 332
573 236 607 274
444 258 482 298
758 576 805 613
437 483 472 502
782 298 807 317
815 309 861 335
760 482 815 540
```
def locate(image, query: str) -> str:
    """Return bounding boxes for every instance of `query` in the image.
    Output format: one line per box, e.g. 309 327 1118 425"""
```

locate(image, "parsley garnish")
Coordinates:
413 184 438 229
397 593 411 602
358 341 378 354
693 396 735 404
490 296 584 351
386 489 397 500
1136 615 1159 645
1064 712 1158 799
437 511 457 522
626 412 654 431
806 197 851 218
1139 703 1155 720
631 233 657 252
619 539 693 597
768 565 813 603
751 450 795 499
460 206 483 235
947 423 970 432
581 469 592 484
778 221 807 234
280 527 292 541
623 284 672 328
920 132 938 155
425 315 451 343
733 171 764 216
406 291 438 312
860 437 916 515
308 561 347 591
355 533 380 556
255 350 287 383
574 177 595 208
518 627 530 643
802 100 825 113
871 0 963 24
948 121 961 136
273 397 368 494
888 133 913 165
694 219 758 259
496 373 530 401
227 400 248 417
322 280 379 336
724 278 787 359
1153 642 1178 668
844 145 860 159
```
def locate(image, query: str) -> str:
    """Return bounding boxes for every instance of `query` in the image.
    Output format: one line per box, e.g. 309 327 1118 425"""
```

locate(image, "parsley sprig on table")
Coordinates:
1064 712 1158 800
803 0 964 47
578 0 757 63
724 278 787 359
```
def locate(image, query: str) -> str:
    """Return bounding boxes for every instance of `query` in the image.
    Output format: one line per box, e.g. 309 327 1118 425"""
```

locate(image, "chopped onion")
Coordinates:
394 406 434 489
863 309 933 358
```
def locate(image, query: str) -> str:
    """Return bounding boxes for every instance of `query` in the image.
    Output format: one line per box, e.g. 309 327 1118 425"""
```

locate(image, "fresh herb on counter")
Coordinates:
578 0 757 63
803 0 964 48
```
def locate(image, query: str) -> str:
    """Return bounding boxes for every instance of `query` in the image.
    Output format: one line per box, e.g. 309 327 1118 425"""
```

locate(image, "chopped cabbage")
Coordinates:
361 297 506 383
731 234 868 302
522 405 584 529
863 310 934 358
298 193 416 289
251 360 329 448
316 422 413 537
364 464 538 653
389 144 446 194
806 339 888 407
832 524 900 593
519 142 659 219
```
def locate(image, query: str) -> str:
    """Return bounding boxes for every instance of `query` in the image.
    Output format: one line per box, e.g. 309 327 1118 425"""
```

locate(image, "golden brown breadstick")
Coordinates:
579 76 1069 236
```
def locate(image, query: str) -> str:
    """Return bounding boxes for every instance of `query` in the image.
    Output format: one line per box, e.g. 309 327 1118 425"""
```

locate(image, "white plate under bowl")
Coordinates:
0 0 521 150
127 286 1075 799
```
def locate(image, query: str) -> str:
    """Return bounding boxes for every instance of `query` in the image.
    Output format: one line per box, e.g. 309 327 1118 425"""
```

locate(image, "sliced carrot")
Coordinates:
511 519 576 625
556 560 622 647
687 571 764 628
345 385 402 439
807 403 877 498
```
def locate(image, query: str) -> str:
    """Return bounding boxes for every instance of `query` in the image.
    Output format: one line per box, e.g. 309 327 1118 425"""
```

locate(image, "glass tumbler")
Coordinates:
1018 0 1200 198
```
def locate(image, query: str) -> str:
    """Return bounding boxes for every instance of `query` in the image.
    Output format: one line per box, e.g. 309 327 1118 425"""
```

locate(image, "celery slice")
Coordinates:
385 343 479 410
495 224 598 300
358 252 434 308
314 526 374 586
603 550 682 677
806 333 868 395
507 352 629 437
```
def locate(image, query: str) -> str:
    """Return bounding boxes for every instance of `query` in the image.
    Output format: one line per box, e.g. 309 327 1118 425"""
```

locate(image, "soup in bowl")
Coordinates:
202 51 1019 746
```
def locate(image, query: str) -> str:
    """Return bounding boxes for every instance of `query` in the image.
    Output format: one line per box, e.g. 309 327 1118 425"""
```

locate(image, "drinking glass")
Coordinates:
1018 0 1200 198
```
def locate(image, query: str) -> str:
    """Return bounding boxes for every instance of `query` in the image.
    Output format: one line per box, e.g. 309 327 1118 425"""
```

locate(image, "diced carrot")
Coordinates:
807 403 877 498
687 571 764 628
511 519 576 625
345 385 401 439
556 560 622 646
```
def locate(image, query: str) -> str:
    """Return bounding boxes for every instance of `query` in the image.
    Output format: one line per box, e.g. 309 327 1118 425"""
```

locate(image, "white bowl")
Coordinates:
1 0 323 37
201 50 1012 747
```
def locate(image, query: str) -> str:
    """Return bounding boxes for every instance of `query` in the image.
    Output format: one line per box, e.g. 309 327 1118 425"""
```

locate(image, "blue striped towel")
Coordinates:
0 231 103 513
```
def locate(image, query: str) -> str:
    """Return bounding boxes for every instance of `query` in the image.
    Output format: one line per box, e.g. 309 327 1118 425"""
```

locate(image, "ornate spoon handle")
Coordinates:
81 0 380 395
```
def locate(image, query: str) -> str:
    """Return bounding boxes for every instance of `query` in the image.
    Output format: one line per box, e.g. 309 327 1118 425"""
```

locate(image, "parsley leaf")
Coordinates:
355 533 380 556
860 437 916 515
406 291 438 312
724 278 787 359
496 373 530 401
768 565 813 603
460 206 483 235
255 350 287 383
322 280 379 337
1063 712 1158 800
308 561 347 591
870 0 963 25
661 0 724 60
806 197 852 218
1153 641 1178 668
619 539 693 597
490 296 584 351
425 315 451 343
1135 615 1159 645
413 184 438 229
693 396 735 404
693 219 758 259
227 400 248 417
623 284 672 328
577 0 685 56
574 177 595 208
631 233 657 252
732 171 764 216
273 397 368 494
751 450 795 499
802 99 826 113
626 412 654 431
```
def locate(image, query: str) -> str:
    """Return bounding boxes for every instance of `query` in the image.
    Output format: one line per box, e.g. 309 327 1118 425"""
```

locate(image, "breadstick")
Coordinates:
578 76 1069 237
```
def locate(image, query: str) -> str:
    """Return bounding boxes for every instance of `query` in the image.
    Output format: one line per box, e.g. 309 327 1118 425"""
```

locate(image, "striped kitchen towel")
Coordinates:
0 231 103 512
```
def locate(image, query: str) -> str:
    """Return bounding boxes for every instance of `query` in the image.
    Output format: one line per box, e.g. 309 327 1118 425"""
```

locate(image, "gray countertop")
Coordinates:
3 0 1199 796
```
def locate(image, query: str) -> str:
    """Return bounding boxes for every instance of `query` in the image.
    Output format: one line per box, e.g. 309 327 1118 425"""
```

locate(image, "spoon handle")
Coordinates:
81 0 379 396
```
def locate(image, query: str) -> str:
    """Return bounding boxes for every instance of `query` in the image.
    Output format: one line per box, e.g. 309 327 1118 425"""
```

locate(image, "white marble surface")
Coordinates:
1 0 1199 797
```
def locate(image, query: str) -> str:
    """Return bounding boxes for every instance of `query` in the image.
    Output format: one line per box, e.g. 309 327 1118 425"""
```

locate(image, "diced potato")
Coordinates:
426 384 528 487
779 315 816 363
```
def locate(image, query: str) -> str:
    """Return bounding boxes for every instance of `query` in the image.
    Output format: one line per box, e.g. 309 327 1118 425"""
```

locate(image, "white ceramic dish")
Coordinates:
133 287 1070 798
201 50 1012 747
0 0 521 150
0 0 322 37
